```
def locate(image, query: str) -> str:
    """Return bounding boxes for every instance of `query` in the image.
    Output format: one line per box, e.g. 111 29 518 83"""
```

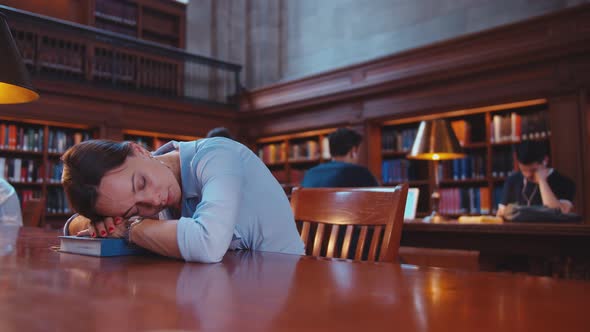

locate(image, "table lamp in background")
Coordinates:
407 119 465 223
0 12 39 104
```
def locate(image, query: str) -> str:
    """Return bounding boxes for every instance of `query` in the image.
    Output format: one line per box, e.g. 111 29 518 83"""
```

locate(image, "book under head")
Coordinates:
59 236 146 257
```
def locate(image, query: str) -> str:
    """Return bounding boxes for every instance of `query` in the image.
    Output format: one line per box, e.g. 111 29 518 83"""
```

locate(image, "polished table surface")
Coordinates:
2 227 590 332
402 220 590 256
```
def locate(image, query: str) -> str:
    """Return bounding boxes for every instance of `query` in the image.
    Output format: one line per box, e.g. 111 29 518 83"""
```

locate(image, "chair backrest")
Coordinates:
22 198 45 227
291 185 408 263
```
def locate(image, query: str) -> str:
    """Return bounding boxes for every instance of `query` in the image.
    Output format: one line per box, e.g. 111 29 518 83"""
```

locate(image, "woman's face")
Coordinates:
94 148 182 219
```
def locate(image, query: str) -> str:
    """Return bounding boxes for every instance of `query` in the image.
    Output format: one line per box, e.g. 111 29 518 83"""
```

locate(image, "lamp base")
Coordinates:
422 211 448 224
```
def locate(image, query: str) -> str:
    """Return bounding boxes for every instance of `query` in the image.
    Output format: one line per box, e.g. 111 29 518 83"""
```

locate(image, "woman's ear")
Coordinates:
129 142 151 158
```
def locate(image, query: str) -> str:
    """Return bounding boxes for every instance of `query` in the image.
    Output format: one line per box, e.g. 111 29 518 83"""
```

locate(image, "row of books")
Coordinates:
491 151 517 178
438 156 487 181
492 186 503 213
95 0 138 26
46 187 71 214
450 120 472 146
48 130 91 154
259 138 331 164
439 187 491 215
39 46 84 73
290 141 320 161
47 161 64 184
381 159 419 183
381 128 418 152
491 112 550 143
0 158 43 183
16 189 42 211
259 142 287 164
0 124 44 151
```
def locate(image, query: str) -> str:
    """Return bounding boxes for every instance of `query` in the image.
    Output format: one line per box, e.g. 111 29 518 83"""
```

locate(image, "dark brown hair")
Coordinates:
206 127 233 140
61 140 133 222
328 128 363 157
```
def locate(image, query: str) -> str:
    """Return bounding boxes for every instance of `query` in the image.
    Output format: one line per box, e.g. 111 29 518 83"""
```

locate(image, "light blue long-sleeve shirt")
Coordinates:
155 138 304 263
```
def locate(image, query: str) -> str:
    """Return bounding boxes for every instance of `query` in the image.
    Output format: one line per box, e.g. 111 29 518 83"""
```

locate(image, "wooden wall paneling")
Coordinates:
548 94 585 219
242 102 360 138
2 0 92 24
366 121 382 183
241 5 590 115
582 90 590 223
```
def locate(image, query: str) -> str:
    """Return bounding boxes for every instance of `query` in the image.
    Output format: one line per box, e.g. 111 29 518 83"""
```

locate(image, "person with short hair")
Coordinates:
497 140 575 217
62 138 304 263
301 128 378 188
0 178 22 226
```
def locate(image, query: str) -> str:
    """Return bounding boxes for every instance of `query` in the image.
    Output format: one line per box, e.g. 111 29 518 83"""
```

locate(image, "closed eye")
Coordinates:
138 176 146 191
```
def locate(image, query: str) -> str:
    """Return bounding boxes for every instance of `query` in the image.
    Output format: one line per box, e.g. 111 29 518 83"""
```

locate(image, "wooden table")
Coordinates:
402 220 590 256
401 221 590 278
2 227 590 332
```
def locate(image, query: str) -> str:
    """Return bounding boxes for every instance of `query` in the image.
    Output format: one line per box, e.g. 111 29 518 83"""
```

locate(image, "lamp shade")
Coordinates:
0 13 38 104
407 119 465 160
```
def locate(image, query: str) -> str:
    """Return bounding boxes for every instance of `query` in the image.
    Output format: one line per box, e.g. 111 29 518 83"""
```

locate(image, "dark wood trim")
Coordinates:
241 4 590 116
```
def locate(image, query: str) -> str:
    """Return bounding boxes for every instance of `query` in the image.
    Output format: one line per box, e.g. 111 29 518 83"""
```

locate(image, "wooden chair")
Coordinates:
22 198 45 227
291 185 408 263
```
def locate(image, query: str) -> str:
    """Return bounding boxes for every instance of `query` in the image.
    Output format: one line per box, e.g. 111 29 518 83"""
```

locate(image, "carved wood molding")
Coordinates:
241 5 590 117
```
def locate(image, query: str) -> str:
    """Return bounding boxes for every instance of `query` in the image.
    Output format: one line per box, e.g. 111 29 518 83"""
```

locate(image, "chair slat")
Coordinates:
368 225 382 262
326 225 339 258
312 223 325 257
340 225 354 259
300 221 310 246
355 226 368 261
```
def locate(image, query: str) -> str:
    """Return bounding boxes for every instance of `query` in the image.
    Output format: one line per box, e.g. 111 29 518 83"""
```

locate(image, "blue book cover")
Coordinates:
59 236 146 257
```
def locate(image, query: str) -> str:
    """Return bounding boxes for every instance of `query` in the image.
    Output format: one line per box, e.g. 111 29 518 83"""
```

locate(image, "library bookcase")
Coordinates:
256 128 336 190
0 117 96 227
375 99 551 218
123 129 201 151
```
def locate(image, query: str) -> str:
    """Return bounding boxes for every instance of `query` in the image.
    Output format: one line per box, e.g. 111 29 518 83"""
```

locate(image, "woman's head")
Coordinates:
62 140 182 222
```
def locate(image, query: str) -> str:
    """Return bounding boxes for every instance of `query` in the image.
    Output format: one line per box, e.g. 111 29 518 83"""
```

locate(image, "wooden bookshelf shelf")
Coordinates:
11 182 43 187
0 149 44 156
384 180 430 186
382 150 410 158
45 213 72 218
462 142 487 149
257 128 336 186
288 158 321 165
440 178 488 185
95 12 137 27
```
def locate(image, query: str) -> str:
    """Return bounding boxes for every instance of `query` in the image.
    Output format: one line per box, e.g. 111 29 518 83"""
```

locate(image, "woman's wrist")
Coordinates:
124 216 145 243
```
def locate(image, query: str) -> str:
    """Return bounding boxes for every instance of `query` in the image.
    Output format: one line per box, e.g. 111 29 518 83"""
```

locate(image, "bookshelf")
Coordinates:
123 129 201 151
376 99 552 218
0 118 96 227
93 0 185 48
256 128 335 188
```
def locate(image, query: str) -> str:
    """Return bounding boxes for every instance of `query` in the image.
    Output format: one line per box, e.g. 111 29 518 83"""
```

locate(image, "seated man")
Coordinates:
497 141 575 217
301 128 378 188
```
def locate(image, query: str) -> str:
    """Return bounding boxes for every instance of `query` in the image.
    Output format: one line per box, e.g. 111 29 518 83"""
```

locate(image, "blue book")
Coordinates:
59 236 146 257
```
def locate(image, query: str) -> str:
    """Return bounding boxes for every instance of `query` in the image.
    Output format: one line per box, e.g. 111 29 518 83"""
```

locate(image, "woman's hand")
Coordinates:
76 217 126 238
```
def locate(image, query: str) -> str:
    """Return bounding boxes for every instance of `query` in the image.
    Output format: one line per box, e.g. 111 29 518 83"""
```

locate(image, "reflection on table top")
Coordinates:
1 226 590 332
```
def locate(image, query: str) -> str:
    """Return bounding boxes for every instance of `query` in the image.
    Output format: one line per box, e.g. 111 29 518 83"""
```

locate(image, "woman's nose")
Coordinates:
139 191 161 207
